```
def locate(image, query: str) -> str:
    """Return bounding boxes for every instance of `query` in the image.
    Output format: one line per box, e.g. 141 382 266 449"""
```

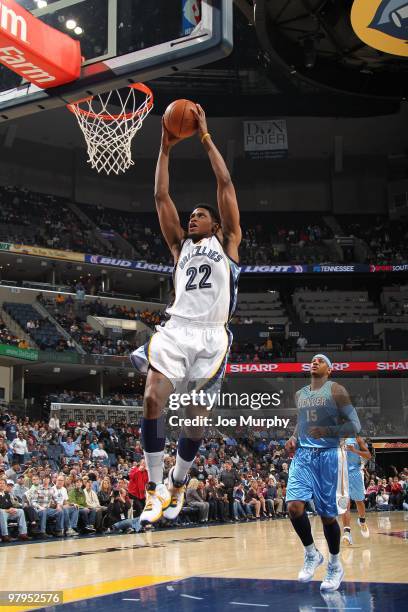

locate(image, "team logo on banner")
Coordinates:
351 1 408 56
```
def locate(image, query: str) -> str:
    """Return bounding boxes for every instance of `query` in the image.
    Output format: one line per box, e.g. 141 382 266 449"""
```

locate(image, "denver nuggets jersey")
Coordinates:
296 380 342 448
166 235 240 324
345 437 363 472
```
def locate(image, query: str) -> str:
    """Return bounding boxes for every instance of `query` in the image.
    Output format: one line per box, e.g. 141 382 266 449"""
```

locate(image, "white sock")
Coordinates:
305 543 316 554
144 450 164 484
173 454 193 483
329 553 340 566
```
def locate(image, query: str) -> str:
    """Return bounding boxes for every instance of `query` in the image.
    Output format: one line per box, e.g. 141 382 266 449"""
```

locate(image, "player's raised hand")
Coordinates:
192 104 209 141
161 118 184 151
346 444 356 452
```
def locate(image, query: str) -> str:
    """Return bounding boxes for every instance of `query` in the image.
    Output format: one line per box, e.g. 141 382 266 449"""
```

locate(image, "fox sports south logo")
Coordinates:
351 1 408 56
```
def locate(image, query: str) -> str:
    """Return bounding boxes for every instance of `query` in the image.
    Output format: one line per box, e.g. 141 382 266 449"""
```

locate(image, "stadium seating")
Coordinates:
293 290 380 323
2 302 69 350
233 292 288 325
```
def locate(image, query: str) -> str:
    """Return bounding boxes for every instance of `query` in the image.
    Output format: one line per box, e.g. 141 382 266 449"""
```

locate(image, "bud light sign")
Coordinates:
244 120 288 159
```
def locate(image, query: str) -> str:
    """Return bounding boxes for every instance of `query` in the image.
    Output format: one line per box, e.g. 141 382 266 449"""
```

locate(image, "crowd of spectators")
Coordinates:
47 294 164 329
81 205 172 264
229 339 294 362
48 391 143 407
341 216 408 264
38 294 164 356
0 410 406 544
0 185 407 267
0 319 30 350
0 186 119 257
364 468 408 512
0 411 296 541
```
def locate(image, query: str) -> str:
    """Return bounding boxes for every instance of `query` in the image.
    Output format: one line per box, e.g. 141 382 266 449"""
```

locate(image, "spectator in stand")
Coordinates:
389 476 403 510
275 480 286 516
48 414 60 431
83 479 104 532
278 463 289 485
68 478 96 533
245 481 262 519
203 476 219 522
376 486 390 511
233 482 251 520
12 474 28 504
5 417 18 442
220 461 239 518
365 479 378 510
51 474 78 537
106 488 140 533
92 442 109 465
5 462 22 483
186 479 209 523
0 477 30 541
27 474 64 537
97 478 112 510
296 335 308 350
10 432 28 465
263 477 278 518
128 460 148 516
60 433 83 459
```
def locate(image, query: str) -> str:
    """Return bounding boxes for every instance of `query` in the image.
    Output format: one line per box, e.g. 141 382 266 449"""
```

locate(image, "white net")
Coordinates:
67 83 153 175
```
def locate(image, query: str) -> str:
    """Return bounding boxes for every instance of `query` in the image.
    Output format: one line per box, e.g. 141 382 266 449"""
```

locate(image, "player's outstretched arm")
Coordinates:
192 104 242 262
154 121 186 262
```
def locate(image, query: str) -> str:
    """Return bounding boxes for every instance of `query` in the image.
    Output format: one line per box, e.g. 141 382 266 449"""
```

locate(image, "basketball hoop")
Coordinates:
67 83 154 175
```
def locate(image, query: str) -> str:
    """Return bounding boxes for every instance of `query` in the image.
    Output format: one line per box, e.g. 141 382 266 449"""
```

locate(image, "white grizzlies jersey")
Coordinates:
166 235 240 325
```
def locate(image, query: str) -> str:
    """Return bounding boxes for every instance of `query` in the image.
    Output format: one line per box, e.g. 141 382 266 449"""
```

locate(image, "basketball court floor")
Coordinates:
2 512 407 611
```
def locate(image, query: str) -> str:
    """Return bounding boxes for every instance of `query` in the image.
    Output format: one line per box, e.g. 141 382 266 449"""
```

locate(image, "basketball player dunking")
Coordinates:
131 104 241 524
285 354 361 592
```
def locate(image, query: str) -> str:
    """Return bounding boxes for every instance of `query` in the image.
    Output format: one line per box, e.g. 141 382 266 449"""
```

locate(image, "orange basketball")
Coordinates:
163 99 198 139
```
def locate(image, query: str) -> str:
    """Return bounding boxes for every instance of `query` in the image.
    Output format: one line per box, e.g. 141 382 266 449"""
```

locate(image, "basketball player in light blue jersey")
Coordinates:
285 354 361 592
131 104 241 524
341 436 371 545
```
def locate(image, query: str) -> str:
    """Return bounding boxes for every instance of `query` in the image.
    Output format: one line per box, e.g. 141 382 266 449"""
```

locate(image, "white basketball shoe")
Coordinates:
320 562 344 591
163 467 188 520
140 482 171 525
358 518 370 538
298 549 324 582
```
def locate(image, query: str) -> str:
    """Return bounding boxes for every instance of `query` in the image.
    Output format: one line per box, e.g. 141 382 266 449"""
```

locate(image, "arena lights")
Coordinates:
36 0 48 8
66 19 77 30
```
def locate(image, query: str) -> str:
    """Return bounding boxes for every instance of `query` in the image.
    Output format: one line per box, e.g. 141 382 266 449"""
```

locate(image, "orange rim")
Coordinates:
66 83 154 121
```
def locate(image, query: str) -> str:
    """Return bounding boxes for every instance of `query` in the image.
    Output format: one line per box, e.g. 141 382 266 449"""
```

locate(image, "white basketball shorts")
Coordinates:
130 316 232 394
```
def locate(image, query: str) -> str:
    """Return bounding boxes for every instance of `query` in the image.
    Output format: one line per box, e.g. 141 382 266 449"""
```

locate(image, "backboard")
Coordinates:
0 0 233 122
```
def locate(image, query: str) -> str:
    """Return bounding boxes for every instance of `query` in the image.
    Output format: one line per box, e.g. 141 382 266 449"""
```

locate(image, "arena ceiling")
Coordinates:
151 0 407 117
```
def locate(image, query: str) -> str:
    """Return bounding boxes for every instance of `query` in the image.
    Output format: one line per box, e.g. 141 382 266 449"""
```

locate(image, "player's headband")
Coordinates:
312 354 333 369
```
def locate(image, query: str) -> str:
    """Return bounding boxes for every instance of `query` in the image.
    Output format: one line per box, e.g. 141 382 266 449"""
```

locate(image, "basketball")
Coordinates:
163 99 198 139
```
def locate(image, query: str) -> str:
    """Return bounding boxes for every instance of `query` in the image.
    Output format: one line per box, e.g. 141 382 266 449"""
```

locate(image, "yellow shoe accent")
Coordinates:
163 468 186 520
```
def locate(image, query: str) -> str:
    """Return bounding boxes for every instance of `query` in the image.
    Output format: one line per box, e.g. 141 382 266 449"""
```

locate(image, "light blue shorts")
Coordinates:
286 446 349 517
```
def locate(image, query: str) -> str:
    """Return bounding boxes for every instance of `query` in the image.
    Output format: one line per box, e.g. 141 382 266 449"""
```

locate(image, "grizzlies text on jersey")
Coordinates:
166 235 240 325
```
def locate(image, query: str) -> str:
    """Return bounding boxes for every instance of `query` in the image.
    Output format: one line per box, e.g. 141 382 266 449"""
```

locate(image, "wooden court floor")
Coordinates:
1 511 408 611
